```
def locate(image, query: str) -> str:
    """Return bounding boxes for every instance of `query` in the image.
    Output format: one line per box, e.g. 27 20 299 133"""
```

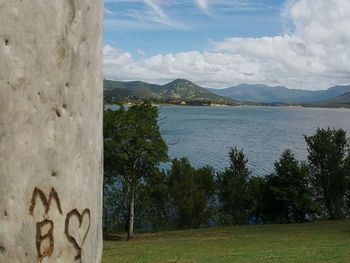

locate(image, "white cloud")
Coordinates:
211 0 274 12
136 48 145 57
194 0 209 13
144 0 167 19
104 7 116 16
103 46 262 87
213 0 350 88
193 0 269 16
104 45 133 66
142 0 189 29
104 0 188 30
103 0 350 89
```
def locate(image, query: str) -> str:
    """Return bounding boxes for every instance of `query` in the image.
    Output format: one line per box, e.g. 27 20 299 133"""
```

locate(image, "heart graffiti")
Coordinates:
65 208 91 261
29 187 92 261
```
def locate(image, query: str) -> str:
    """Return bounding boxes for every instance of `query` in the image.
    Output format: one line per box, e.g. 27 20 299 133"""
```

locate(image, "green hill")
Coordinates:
313 92 350 107
208 84 350 104
161 79 222 100
103 220 350 263
104 79 237 106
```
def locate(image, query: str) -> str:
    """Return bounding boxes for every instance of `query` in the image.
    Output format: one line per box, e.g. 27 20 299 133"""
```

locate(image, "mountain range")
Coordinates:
104 79 237 106
310 92 350 107
104 79 350 107
208 84 350 104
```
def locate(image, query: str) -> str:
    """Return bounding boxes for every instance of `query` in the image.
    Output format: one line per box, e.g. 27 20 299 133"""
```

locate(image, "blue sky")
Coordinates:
103 0 350 90
104 0 286 57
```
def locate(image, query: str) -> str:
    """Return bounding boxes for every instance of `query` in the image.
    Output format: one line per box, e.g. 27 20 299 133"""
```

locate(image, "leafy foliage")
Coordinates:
217 147 251 225
144 169 170 231
168 158 216 229
103 114 350 236
247 176 267 224
263 150 315 223
305 128 350 219
103 102 168 238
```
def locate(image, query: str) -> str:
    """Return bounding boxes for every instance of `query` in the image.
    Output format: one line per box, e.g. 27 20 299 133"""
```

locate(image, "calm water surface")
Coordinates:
159 106 350 176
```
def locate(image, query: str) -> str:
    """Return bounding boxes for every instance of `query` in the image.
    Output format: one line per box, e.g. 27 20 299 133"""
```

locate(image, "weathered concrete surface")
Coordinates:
0 1 103 262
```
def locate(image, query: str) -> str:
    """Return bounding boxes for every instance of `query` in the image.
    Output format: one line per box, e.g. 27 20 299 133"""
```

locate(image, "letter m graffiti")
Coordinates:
29 187 63 215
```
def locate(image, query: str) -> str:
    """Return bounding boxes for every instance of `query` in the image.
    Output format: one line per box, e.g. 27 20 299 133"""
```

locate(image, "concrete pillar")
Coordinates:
0 1 103 262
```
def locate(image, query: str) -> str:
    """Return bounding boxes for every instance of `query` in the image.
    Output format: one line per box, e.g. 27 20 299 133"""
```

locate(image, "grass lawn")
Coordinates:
103 220 350 262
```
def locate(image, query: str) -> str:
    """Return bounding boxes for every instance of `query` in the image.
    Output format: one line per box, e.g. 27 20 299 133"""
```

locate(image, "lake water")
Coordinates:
159 106 350 176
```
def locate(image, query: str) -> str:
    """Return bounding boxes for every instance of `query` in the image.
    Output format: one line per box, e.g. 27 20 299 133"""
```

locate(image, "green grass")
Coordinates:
103 220 350 263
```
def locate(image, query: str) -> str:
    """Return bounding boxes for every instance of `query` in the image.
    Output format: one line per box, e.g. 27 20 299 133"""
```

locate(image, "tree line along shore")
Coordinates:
103 102 350 239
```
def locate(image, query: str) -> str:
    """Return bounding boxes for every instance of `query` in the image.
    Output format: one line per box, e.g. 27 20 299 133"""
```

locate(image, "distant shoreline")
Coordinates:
104 102 350 110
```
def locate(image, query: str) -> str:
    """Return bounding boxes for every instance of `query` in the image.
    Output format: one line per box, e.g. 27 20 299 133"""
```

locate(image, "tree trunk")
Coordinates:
128 183 135 240
103 196 108 237
327 194 336 220
0 1 104 262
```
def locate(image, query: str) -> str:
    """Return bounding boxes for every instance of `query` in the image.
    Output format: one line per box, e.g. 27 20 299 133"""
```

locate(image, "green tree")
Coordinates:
247 176 267 224
168 158 215 229
104 102 168 239
263 150 315 223
144 169 170 231
305 128 350 219
103 175 129 235
217 147 251 225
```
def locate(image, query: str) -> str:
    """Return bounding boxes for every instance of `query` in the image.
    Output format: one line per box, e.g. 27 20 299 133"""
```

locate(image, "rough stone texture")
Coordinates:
0 1 103 262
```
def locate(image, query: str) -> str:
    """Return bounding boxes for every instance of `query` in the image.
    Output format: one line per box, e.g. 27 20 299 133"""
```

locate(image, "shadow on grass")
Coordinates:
104 234 126 241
